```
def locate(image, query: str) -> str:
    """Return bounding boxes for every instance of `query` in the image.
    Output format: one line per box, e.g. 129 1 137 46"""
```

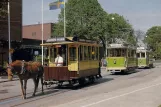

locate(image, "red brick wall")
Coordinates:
23 23 52 40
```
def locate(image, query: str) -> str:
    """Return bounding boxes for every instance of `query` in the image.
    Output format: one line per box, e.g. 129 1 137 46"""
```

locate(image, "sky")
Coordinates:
23 0 161 32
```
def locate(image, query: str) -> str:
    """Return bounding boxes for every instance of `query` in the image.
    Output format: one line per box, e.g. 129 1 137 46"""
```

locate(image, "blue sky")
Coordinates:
23 0 161 32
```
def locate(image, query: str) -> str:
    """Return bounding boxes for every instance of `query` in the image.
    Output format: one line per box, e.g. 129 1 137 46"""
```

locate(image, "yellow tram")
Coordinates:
41 36 102 86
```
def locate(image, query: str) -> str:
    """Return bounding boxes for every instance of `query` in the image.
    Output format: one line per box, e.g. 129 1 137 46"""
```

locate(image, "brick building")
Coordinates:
0 0 22 67
19 23 54 61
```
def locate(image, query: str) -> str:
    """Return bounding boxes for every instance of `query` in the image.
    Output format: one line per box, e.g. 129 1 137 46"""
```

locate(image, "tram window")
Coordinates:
134 51 136 58
137 53 140 58
128 50 131 57
121 49 126 56
96 47 98 60
109 49 113 57
131 50 134 57
79 46 83 61
116 49 121 57
92 46 95 60
88 46 91 60
141 52 145 58
50 48 56 61
69 47 77 61
84 46 88 60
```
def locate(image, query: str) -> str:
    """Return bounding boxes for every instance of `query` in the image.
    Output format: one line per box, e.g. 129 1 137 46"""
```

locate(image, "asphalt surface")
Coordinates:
0 63 161 107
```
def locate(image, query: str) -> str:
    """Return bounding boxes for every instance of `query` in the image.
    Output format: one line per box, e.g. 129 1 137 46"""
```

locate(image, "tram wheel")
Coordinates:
78 78 85 85
68 80 75 86
89 76 95 83
58 81 63 87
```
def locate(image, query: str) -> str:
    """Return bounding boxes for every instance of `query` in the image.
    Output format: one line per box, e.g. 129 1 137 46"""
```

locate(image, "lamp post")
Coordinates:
111 17 115 43
105 17 115 56
8 0 12 64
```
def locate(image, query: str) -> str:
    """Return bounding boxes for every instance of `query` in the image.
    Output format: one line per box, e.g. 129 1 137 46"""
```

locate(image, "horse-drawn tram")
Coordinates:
41 36 102 86
106 43 137 74
136 47 153 68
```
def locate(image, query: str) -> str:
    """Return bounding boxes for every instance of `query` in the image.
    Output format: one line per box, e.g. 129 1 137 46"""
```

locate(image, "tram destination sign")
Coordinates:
46 37 65 42
79 39 96 43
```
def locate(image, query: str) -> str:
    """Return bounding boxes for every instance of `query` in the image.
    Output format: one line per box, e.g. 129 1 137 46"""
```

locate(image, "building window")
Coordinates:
32 32 36 36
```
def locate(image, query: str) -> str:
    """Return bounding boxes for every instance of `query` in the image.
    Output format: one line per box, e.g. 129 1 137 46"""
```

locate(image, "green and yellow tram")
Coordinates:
136 47 153 68
41 36 102 86
106 43 137 73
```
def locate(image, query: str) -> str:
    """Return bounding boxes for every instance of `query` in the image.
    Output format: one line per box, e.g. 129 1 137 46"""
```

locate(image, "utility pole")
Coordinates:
8 0 12 64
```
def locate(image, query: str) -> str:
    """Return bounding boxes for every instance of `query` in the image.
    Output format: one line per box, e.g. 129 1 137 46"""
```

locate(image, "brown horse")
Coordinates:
6 60 44 99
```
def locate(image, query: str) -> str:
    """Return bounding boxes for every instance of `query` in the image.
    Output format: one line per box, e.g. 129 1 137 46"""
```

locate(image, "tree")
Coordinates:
54 0 108 52
54 0 107 38
53 0 136 52
144 26 161 58
106 13 132 40
0 1 7 18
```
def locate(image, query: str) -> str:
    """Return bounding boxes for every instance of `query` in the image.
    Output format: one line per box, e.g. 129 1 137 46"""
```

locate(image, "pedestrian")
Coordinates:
101 57 107 67
55 53 63 66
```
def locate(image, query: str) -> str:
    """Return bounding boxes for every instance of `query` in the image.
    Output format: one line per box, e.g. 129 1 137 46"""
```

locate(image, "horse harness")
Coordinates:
21 61 41 74
21 60 26 74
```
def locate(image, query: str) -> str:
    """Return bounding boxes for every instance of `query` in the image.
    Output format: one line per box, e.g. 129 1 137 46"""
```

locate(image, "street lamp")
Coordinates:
105 17 115 56
111 17 115 20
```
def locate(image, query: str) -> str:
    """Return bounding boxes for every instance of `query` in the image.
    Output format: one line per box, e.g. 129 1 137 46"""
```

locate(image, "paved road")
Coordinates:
0 63 161 107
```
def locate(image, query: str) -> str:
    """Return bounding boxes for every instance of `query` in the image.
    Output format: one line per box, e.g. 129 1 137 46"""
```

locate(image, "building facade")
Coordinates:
20 23 54 61
0 0 22 67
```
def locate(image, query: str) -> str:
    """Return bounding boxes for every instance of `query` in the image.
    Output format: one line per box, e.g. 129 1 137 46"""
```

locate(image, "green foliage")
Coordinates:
0 2 7 18
53 0 136 48
144 26 161 58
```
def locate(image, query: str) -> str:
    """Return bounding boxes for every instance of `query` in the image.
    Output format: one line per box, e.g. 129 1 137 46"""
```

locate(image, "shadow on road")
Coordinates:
24 78 113 100
54 78 114 90
109 70 139 76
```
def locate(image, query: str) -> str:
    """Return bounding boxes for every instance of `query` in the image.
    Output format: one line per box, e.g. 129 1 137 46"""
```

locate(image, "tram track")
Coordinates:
0 83 81 107
10 89 71 107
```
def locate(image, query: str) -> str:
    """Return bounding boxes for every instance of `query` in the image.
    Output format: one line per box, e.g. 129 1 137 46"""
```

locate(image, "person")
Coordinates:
98 60 102 78
55 53 63 66
101 57 107 67
97 57 106 78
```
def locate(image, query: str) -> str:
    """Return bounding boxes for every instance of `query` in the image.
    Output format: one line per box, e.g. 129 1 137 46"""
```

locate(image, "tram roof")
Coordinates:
40 36 102 46
107 43 136 49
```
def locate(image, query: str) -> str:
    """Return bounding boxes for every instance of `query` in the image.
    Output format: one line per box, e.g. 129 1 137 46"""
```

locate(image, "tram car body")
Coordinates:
41 37 102 85
106 43 137 73
136 47 153 68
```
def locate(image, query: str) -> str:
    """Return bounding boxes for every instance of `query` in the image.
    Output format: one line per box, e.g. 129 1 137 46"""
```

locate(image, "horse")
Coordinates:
6 60 44 99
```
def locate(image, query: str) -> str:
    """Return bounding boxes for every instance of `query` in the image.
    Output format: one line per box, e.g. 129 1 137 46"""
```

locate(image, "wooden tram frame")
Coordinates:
41 37 102 86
